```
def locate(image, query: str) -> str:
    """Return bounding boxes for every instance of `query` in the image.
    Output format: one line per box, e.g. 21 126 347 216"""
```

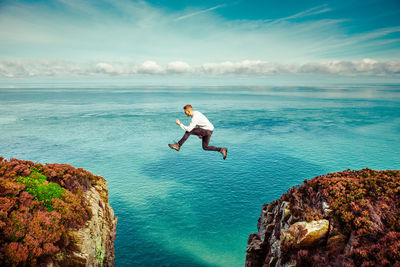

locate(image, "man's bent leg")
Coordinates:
178 128 203 147
202 132 222 152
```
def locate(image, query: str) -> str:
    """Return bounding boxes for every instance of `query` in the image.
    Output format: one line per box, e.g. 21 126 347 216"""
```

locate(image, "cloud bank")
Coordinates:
0 59 399 78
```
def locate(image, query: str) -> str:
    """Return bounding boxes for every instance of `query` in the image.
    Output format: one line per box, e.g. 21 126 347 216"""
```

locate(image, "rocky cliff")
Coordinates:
47 172 117 267
0 157 117 266
246 168 400 267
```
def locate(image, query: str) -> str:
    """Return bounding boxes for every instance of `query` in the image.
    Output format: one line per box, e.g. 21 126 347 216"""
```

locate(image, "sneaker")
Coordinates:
220 148 228 160
168 143 180 151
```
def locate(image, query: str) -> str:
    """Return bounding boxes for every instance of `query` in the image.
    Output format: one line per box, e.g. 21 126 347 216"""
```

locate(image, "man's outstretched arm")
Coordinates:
176 118 197 132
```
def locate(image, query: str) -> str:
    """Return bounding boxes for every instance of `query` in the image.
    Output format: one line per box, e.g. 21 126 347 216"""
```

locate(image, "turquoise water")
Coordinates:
1 85 399 266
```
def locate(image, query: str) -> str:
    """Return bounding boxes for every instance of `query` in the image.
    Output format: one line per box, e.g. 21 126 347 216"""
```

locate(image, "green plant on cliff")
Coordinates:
15 169 65 211
96 241 105 267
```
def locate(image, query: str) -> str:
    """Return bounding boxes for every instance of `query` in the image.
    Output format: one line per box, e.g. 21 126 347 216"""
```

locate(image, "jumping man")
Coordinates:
168 105 228 160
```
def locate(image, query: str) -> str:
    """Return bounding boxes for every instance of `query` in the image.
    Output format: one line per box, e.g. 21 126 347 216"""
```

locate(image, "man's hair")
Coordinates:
183 104 193 110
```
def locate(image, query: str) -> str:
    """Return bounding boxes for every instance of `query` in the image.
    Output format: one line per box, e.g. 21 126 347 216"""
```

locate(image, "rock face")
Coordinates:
246 200 328 267
246 169 400 267
48 176 117 267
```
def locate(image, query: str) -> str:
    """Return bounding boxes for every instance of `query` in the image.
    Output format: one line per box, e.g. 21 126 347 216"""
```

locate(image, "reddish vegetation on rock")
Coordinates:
0 157 97 266
294 169 400 235
246 168 400 267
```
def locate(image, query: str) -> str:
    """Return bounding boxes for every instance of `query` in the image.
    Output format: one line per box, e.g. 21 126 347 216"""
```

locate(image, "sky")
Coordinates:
0 0 400 82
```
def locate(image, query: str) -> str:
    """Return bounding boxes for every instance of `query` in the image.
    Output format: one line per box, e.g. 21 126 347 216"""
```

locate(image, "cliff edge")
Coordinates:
0 157 117 266
246 168 400 267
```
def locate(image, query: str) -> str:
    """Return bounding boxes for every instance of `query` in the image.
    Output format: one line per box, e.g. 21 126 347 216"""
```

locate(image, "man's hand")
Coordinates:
175 119 181 126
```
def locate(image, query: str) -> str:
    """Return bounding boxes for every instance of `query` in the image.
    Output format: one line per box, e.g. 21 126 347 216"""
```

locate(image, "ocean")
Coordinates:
1 85 399 266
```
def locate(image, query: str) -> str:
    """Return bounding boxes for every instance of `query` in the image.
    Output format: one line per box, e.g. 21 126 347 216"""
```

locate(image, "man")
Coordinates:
168 105 228 160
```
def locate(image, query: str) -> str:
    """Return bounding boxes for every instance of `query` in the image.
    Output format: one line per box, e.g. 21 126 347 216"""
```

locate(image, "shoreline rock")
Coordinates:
246 168 400 266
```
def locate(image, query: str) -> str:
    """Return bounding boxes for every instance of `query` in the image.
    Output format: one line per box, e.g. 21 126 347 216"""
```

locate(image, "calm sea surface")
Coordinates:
1 85 399 266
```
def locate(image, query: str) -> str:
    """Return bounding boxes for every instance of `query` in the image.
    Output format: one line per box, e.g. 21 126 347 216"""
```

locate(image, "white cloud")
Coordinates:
0 59 399 78
0 60 29 77
96 63 117 74
134 61 164 74
95 62 127 75
299 59 400 76
200 58 400 76
202 60 280 75
166 61 192 73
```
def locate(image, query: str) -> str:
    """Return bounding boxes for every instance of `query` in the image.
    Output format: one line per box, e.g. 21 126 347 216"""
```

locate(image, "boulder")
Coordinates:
281 219 329 247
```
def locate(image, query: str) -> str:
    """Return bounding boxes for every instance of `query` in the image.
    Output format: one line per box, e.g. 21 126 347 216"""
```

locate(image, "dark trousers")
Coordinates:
178 128 221 152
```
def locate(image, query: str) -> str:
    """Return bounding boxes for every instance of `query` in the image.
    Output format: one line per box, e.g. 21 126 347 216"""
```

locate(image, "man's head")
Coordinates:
183 104 194 117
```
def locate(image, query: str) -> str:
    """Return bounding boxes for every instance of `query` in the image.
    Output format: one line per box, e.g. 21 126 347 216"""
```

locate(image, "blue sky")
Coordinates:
0 0 399 80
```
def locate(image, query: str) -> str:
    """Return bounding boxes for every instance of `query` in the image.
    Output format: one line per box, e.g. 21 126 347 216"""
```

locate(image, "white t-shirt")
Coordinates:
180 110 214 132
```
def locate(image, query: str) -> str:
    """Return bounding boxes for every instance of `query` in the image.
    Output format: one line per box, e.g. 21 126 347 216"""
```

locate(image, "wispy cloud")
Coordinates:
175 4 226 21
1 59 399 78
343 26 400 46
266 4 332 25
305 26 400 58
0 0 399 71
